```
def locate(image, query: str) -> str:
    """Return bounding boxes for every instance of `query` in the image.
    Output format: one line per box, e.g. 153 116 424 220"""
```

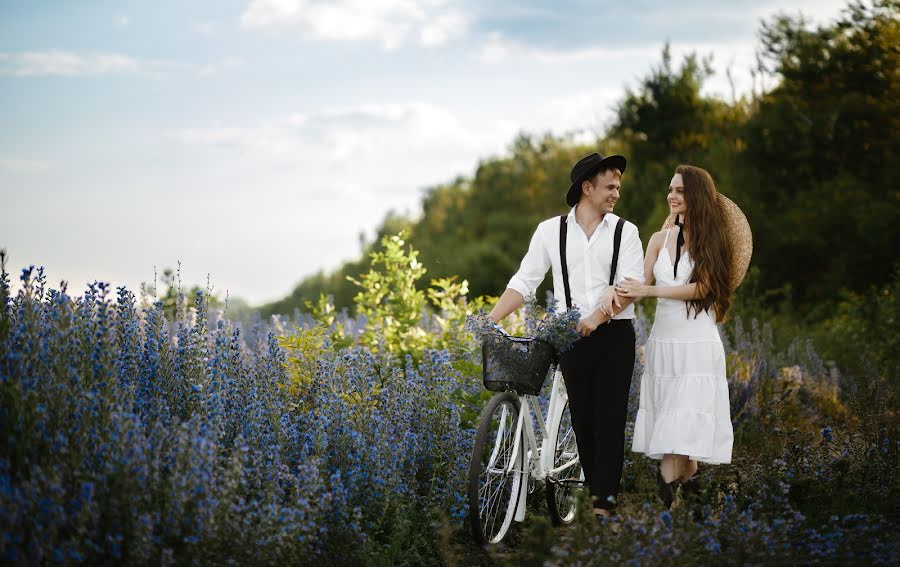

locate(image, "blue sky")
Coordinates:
1 0 848 305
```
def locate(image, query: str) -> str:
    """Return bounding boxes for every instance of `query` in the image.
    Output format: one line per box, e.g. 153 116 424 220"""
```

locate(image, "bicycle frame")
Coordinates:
501 365 580 522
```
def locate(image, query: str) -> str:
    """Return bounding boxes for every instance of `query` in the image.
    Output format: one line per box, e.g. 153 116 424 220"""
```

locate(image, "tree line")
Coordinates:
263 1 899 329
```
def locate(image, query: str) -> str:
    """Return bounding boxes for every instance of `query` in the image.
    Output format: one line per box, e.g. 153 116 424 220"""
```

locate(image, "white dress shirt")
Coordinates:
507 207 645 320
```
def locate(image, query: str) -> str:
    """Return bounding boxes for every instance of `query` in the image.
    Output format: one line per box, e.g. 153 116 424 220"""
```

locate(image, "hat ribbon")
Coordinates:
673 215 685 279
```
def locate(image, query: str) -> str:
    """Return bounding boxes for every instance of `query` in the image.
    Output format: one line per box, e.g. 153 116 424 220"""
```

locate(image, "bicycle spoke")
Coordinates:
485 473 511 536
480 471 506 517
546 399 583 525
484 469 511 522
486 405 509 469
485 477 507 537
470 396 524 543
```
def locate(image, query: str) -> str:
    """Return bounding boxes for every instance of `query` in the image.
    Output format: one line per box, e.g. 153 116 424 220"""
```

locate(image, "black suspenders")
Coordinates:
609 218 625 285
559 215 573 310
559 215 625 310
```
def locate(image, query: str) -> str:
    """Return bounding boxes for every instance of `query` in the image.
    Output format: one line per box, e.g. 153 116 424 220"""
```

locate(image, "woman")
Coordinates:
616 164 736 507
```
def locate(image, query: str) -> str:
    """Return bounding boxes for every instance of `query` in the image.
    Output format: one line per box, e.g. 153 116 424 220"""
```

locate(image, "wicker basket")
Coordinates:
481 333 558 396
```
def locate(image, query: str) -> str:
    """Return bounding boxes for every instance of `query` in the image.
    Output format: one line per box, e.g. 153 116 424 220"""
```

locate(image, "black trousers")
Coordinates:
559 319 636 510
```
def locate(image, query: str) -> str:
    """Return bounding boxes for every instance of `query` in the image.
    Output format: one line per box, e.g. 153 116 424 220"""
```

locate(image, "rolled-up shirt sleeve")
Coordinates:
614 223 645 285
507 224 551 298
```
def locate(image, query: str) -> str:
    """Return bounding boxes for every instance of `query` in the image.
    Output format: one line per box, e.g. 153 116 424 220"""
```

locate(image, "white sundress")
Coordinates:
631 228 734 464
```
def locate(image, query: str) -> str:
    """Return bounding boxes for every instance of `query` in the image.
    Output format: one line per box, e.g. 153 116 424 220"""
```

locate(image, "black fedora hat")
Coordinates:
566 152 627 207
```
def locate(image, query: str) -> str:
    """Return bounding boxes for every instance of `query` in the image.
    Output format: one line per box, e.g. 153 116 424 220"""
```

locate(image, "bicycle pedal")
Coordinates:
552 479 586 488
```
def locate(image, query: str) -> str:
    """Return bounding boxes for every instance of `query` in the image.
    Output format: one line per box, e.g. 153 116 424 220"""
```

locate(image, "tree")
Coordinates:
740 0 900 309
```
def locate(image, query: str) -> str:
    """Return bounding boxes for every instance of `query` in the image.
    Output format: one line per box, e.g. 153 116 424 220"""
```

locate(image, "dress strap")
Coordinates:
662 227 672 248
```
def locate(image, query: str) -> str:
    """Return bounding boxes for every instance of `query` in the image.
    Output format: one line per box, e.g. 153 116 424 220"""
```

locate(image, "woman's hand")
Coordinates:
598 286 621 317
616 277 652 299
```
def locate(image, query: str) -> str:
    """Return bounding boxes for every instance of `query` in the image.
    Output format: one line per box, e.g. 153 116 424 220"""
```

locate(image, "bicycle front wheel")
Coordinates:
546 400 584 526
468 391 524 545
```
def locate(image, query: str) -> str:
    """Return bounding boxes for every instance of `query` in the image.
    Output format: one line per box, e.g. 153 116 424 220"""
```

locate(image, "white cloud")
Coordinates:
476 32 774 102
479 32 658 64
179 101 516 161
117 16 130 27
534 88 622 135
177 101 517 204
240 0 467 49
419 9 466 47
0 50 141 77
477 32 513 63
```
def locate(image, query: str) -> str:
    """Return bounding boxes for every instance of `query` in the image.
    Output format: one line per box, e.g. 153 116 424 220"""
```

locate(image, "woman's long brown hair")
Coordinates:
676 165 733 322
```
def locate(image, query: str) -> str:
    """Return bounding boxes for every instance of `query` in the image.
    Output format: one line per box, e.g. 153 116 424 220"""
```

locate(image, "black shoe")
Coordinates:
656 471 678 508
592 495 617 524
682 474 704 521
682 474 702 500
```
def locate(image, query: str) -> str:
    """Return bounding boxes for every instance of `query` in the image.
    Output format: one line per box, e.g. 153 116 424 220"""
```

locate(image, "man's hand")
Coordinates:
575 312 602 337
490 320 511 337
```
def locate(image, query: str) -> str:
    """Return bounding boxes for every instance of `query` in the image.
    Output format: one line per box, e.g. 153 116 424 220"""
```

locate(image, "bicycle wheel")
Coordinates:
468 391 524 545
546 400 583 526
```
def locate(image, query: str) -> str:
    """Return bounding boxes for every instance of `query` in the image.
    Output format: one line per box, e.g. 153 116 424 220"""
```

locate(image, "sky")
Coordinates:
1 0 850 305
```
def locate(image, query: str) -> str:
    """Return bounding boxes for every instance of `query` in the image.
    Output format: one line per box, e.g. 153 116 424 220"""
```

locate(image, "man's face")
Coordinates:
584 169 621 214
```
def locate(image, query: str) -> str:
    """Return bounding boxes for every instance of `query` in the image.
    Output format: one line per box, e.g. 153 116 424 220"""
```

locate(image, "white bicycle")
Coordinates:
468 334 584 545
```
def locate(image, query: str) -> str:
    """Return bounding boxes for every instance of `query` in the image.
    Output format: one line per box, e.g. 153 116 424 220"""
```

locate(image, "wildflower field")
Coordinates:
1 237 897 565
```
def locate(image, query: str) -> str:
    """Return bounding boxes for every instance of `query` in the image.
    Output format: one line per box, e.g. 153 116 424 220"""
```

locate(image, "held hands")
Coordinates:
575 287 622 337
598 286 621 317
575 313 602 337
615 277 651 299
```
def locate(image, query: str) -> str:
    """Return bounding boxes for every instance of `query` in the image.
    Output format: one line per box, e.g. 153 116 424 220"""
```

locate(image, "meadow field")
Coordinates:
1 237 896 565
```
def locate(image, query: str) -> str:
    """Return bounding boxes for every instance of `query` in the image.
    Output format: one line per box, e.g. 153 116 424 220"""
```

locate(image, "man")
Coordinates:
488 152 644 517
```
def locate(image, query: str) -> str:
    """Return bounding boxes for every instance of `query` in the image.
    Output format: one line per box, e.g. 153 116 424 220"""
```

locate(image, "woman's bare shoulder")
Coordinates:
647 229 667 250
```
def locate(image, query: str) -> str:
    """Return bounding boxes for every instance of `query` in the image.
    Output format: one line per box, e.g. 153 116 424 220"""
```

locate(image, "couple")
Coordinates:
489 152 747 517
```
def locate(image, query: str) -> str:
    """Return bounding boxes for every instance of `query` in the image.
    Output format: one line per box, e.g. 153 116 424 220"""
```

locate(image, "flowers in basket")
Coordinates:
466 296 580 394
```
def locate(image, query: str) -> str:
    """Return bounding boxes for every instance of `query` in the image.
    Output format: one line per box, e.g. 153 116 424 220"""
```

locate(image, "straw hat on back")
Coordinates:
662 193 752 290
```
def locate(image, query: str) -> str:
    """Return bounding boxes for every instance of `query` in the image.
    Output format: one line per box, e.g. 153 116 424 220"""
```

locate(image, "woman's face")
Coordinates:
668 173 687 215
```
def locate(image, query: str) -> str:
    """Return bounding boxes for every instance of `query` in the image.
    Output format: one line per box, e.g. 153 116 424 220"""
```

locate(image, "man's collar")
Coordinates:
569 205 615 225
